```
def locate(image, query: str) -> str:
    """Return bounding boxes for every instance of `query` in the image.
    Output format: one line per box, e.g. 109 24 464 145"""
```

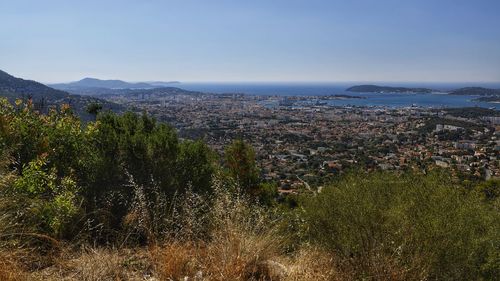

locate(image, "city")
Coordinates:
103 91 500 192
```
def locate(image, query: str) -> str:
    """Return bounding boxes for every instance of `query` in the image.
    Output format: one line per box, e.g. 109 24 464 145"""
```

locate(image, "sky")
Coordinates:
1 0 500 83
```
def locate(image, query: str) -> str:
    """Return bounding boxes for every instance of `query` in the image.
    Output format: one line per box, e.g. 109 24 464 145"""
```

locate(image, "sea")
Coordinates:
175 82 500 110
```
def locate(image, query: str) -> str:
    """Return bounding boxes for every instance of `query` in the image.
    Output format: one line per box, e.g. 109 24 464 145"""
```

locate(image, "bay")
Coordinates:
176 82 500 109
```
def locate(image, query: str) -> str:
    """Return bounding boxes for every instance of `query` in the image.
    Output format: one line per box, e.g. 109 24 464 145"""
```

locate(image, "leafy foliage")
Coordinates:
86 102 103 117
13 155 80 236
0 98 216 240
301 171 500 280
224 139 260 193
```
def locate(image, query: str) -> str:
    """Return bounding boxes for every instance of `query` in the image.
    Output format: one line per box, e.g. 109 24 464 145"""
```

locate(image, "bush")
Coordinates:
301 171 500 280
0 99 217 243
13 155 80 237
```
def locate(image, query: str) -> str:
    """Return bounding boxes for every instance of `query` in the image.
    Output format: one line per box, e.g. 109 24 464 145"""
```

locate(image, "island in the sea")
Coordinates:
449 87 500 96
346 85 434 93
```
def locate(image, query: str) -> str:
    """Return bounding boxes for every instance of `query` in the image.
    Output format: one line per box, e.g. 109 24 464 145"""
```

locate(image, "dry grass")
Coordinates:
282 246 343 281
151 242 200 280
152 239 285 281
63 248 130 281
0 245 353 281
201 228 282 280
152 243 347 281
0 253 27 281
151 178 287 281
0 173 365 281
152 233 283 281
25 248 152 281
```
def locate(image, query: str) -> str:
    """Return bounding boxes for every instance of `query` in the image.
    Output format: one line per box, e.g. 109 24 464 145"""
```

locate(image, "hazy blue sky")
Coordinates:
1 0 499 83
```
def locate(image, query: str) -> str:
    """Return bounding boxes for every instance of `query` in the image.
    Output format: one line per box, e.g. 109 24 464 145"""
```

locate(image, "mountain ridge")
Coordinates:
50 77 180 91
0 69 123 119
0 69 69 100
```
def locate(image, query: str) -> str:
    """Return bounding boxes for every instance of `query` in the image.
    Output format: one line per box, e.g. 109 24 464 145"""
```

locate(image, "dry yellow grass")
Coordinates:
0 253 27 281
20 248 151 281
151 242 200 280
1 174 409 281
151 180 287 280
151 243 348 281
281 246 343 281
152 235 282 280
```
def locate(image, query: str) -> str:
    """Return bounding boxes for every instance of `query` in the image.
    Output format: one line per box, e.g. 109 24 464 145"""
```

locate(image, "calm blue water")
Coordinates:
176 82 500 109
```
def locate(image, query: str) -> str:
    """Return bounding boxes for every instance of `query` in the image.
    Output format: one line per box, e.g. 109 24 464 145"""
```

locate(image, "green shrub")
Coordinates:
0 99 218 242
12 155 80 237
301 171 500 280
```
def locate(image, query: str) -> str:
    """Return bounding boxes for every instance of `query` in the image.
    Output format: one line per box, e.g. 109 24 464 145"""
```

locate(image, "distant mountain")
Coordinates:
51 81 201 97
0 70 122 120
448 87 500 96
50 78 180 92
51 78 153 90
346 85 434 93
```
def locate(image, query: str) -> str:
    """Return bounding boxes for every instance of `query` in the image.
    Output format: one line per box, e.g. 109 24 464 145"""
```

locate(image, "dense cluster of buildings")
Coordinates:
105 92 500 191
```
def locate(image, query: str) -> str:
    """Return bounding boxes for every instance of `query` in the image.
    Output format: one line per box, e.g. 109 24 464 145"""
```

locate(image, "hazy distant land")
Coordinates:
50 78 180 92
346 85 500 105
346 85 434 93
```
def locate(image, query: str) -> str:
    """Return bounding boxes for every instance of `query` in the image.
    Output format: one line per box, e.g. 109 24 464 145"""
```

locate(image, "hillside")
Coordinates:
0 69 69 100
449 87 500 96
346 84 434 93
0 70 122 119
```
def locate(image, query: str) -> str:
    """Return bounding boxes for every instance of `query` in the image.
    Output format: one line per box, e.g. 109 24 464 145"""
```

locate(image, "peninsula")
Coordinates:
346 85 434 93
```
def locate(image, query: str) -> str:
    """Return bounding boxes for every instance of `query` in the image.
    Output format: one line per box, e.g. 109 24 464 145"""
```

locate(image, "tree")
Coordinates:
86 102 103 119
177 140 216 194
0 98 218 241
224 139 259 193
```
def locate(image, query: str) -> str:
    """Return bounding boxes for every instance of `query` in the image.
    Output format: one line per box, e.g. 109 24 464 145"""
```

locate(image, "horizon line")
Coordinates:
42 79 500 85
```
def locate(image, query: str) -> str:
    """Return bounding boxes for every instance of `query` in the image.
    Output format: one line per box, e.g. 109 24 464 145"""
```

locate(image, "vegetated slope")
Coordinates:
346 84 434 93
0 69 123 119
0 69 68 100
